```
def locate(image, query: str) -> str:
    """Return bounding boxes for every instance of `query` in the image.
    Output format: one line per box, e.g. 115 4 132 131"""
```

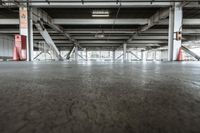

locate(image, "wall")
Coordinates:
0 34 14 60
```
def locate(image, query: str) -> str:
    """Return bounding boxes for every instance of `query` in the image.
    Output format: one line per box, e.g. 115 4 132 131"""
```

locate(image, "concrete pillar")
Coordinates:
113 50 115 62
141 51 144 61
123 43 127 62
154 51 157 61
168 6 174 61
74 46 78 61
127 51 129 61
19 6 33 61
168 2 183 61
100 50 102 61
142 51 148 61
84 48 88 61
28 7 34 61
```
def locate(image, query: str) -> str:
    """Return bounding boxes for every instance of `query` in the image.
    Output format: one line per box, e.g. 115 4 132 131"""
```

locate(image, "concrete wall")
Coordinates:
0 35 14 60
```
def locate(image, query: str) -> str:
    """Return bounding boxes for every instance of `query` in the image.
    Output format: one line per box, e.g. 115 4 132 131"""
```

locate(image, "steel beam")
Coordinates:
128 51 141 60
1 18 200 25
32 8 82 60
33 35 168 40
1 28 200 35
53 19 148 25
181 45 200 60
127 8 169 43
35 22 61 60
66 46 76 60
39 40 167 44
10 1 172 8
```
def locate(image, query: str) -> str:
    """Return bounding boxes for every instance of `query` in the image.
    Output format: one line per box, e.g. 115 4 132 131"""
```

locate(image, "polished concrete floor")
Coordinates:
0 61 200 133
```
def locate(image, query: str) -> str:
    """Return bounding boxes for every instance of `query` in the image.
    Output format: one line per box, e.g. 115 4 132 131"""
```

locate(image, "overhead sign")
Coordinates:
19 7 28 29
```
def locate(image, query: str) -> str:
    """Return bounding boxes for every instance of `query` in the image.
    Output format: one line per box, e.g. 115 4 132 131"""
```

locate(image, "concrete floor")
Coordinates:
0 61 200 133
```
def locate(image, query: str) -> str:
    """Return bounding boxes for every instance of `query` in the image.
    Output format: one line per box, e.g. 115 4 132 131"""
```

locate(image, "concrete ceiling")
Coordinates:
0 1 200 50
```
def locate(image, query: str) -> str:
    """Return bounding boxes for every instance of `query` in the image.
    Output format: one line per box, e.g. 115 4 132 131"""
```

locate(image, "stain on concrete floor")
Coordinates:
0 61 200 133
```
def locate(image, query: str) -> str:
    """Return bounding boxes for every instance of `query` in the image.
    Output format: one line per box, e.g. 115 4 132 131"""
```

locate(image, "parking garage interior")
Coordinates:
0 0 200 133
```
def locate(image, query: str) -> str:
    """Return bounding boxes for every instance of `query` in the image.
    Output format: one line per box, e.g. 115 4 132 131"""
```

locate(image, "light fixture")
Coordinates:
95 30 105 38
95 34 105 38
92 14 109 17
92 10 109 17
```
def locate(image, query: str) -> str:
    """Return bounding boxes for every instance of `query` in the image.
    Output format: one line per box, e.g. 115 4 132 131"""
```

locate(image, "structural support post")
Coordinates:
168 2 183 61
74 46 78 61
168 6 174 61
154 51 157 61
173 2 183 61
123 43 127 62
85 48 88 61
19 6 33 61
27 6 34 61
141 51 144 61
113 50 115 62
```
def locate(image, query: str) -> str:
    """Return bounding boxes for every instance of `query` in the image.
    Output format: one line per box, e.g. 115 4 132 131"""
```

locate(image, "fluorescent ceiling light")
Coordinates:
92 14 109 17
93 11 109 15
95 34 105 38
92 10 109 17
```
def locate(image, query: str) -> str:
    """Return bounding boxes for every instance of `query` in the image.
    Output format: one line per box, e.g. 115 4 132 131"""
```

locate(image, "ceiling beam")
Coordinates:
1 29 200 35
54 43 161 47
33 35 168 40
34 40 167 44
1 18 200 25
126 8 169 43
53 19 149 25
32 8 82 49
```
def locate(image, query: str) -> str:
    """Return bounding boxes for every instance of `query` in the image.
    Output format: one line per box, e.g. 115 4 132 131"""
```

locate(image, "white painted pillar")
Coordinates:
84 48 88 61
141 51 144 61
142 51 147 62
154 51 157 61
168 6 174 61
173 2 183 61
113 50 115 62
123 43 127 62
28 7 34 61
19 6 33 61
74 46 78 61
168 2 183 61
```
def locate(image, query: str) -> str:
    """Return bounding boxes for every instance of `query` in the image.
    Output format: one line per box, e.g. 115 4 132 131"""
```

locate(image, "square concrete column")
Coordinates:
168 2 183 61
123 43 127 62
19 6 34 61
84 48 88 61
74 46 78 61
141 51 144 61
142 51 147 62
113 50 115 62
154 51 157 61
